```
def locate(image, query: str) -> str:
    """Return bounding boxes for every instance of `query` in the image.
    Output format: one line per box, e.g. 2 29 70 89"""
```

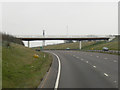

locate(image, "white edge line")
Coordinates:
51 53 61 90
43 51 61 90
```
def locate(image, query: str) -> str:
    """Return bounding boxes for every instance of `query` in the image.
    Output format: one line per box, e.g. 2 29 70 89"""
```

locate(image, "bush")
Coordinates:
1 33 24 46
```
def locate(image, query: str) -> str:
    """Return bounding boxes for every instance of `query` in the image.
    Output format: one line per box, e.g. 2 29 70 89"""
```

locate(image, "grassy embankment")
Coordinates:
44 41 96 50
2 34 53 88
44 36 119 51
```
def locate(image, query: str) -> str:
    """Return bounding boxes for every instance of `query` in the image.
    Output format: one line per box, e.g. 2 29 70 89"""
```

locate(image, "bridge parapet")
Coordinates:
15 35 113 39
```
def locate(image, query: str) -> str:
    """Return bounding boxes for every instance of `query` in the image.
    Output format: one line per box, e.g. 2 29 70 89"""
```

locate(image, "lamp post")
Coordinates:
42 30 45 48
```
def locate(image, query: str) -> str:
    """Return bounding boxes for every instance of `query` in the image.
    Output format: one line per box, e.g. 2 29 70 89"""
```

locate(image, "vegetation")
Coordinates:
83 36 119 50
44 41 96 50
44 36 119 51
2 33 24 45
82 41 119 50
2 42 52 88
2 33 53 88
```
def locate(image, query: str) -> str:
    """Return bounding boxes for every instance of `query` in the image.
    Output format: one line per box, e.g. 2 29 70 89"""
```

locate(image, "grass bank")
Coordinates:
44 41 119 50
2 33 24 45
44 41 96 50
44 37 119 51
2 42 53 88
82 41 119 50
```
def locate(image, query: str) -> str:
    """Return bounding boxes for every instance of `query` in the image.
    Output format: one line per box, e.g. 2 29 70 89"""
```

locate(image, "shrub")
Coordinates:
1 33 24 46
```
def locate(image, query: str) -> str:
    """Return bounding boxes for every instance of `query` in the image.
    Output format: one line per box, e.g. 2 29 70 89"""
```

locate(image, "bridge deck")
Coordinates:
18 37 109 41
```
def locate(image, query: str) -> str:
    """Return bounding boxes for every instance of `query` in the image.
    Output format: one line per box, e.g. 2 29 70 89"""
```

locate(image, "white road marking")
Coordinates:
73 55 76 57
104 58 108 60
113 60 117 62
96 56 99 58
81 58 84 61
104 73 109 77
114 81 117 83
76 57 79 58
86 61 88 63
93 66 96 68
51 53 61 90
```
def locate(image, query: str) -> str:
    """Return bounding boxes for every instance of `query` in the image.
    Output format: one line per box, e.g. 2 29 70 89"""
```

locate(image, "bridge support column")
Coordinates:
28 41 30 48
42 40 45 48
79 41 82 50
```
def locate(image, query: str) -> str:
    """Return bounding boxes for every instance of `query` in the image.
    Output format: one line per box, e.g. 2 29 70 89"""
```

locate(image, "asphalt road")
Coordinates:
39 50 118 88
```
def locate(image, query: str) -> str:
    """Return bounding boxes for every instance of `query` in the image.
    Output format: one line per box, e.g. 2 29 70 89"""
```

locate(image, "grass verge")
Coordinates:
44 36 119 51
2 42 53 88
44 41 119 50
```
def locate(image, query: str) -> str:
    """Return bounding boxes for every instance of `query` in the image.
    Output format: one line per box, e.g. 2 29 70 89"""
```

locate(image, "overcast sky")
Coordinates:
2 1 118 35
0 1 119 47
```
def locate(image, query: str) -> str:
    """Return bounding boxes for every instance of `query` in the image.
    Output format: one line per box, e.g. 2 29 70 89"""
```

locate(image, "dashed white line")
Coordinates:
93 66 96 68
104 58 108 60
113 60 117 62
104 73 109 77
76 57 79 58
86 61 89 63
81 58 84 61
96 56 99 58
73 55 75 57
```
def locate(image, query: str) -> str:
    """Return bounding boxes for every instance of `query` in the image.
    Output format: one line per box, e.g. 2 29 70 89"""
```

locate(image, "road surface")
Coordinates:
39 50 118 88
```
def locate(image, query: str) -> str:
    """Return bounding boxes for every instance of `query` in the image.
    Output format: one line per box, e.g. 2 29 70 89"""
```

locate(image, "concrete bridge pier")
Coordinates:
42 40 45 49
79 41 82 50
28 41 30 48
